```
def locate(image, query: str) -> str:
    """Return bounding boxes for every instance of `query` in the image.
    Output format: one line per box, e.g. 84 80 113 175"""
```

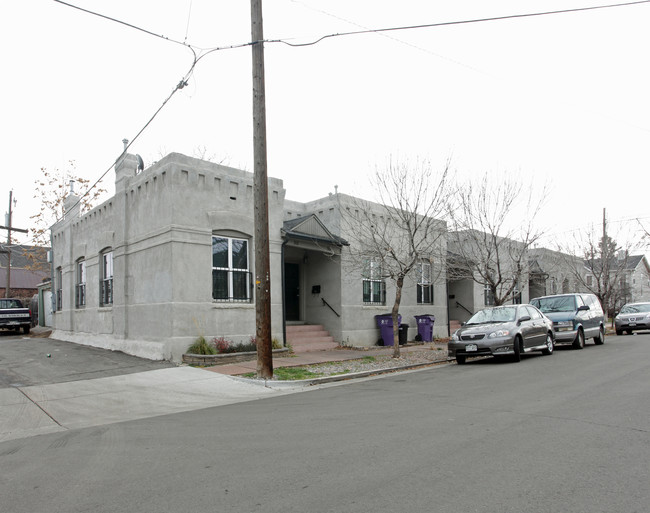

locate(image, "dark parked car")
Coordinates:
615 302 650 335
0 298 31 334
530 293 605 349
448 304 554 365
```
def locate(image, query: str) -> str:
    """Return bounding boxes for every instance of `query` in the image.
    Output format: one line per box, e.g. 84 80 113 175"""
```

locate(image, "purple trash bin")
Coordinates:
414 314 435 342
375 314 401 346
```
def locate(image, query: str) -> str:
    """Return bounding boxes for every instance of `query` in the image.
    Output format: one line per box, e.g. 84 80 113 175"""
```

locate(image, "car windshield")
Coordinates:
532 296 576 313
466 307 517 325
620 303 650 314
0 299 22 308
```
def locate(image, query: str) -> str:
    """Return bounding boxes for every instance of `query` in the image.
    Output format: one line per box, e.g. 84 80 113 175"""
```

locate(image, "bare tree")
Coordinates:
28 162 106 263
447 172 546 307
637 218 650 247
342 158 452 358
558 227 631 318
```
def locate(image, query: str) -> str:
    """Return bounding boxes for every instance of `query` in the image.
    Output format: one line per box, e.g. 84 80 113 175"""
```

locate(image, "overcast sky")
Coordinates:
1 0 649 253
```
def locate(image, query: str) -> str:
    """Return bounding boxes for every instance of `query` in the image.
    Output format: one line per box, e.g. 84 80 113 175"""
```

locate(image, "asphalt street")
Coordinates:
2 330 649 513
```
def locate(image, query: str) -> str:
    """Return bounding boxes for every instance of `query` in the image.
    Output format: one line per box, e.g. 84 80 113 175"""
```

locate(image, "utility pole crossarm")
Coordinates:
0 226 28 234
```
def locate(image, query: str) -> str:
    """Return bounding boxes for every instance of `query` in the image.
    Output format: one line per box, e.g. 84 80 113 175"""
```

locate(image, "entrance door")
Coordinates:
284 263 300 321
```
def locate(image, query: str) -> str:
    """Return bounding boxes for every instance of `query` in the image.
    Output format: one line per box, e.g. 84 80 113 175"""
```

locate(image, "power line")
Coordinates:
275 0 650 47
53 0 191 49
52 0 253 54
55 0 650 213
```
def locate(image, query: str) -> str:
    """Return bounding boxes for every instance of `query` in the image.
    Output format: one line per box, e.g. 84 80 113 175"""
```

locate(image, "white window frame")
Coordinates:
362 257 385 305
417 260 433 305
212 236 251 302
484 284 495 306
75 259 86 308
100 250 113 306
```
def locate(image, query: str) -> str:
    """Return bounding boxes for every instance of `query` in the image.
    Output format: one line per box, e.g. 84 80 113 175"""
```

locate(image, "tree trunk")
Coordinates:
392 276 404 358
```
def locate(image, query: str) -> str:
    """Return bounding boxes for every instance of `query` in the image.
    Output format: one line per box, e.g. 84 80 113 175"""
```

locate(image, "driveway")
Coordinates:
0 329 174 388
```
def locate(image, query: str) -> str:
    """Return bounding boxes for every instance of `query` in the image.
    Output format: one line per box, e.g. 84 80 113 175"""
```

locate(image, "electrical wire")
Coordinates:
274 0 650 47
55 0 650 212
52 0 191 49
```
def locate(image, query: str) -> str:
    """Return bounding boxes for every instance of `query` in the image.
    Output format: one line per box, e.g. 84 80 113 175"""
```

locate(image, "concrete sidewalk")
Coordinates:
0 366 300 442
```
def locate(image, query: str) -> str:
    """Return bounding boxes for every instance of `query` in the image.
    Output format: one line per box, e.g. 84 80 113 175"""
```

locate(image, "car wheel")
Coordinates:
512 336 522 362
23 325 30 335
456 355 466 365
573 329 585 350
594 326 605 345
616 329 622 336
542 333 554 355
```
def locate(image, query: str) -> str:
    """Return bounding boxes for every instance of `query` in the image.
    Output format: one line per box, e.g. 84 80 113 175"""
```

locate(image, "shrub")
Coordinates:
272 337 282 349
187 335 217 355
212 336 231 353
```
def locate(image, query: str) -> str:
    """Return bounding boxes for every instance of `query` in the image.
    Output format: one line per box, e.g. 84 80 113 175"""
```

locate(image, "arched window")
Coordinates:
212 236 251 302
100 249 113 306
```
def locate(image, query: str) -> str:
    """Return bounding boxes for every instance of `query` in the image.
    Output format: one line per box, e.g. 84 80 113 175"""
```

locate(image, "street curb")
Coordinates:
228 358 455 388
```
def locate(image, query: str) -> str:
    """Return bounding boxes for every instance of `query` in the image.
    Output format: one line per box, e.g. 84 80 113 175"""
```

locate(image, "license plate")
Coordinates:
465 344 478 352
629 323 636 327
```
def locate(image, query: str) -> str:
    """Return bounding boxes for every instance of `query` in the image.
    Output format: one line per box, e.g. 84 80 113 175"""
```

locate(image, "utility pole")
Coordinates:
1 191 28 298
602 207 610 313
4 191 12 299
251 0 273 379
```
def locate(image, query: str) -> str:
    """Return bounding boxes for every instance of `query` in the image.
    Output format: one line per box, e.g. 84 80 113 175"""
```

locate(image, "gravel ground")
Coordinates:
297 343 451 377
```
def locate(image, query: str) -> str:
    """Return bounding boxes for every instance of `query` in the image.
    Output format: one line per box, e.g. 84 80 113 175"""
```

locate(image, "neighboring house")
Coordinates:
50 152 447 362
447 230 531 325
0 244 50 301
623 254 650 303
596 253 650 309
284 194 447 347
528 247 588 299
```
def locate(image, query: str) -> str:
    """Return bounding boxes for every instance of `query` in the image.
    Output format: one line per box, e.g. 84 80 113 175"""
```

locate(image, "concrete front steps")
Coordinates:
286 324 339 352
449 320 462 334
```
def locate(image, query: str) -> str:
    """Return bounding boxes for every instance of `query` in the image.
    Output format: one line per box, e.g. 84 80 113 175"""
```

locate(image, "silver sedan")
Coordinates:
448 304 555 365
615 302 650 335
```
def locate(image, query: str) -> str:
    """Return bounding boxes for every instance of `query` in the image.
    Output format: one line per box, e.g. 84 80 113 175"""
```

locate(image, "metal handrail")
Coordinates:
322 298 341 317
455 300 473 316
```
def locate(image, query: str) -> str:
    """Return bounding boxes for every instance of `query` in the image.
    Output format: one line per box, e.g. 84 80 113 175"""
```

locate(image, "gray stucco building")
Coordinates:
50 152 447 361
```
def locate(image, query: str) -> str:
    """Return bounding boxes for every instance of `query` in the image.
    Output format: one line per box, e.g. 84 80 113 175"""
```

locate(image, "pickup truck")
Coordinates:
0 298 32 334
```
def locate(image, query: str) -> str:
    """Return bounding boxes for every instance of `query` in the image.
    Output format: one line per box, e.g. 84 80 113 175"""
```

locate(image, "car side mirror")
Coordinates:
578 305 589 311
518 315 531 323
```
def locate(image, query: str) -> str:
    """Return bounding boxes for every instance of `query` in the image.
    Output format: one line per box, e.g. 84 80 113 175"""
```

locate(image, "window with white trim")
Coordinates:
212 236 251 302
362 257 385 305
417 260 433 304
75 259 86 307
100 250 113 306
484 284 495 306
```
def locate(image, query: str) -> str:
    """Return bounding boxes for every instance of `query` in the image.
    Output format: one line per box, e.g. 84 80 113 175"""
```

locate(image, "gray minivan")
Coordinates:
530 293 605 349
